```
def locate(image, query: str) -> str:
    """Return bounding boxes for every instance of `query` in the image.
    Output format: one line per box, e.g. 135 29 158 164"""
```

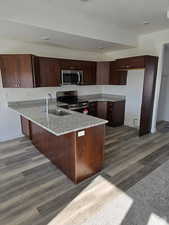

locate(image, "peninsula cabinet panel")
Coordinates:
76 125 105 183
31 122 76 181
30 121 105 183
36 57 60 87
0 54 35 88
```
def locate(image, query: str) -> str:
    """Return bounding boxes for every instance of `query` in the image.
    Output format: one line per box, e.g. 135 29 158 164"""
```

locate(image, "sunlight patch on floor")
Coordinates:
147 213 169 225
47 175 133 225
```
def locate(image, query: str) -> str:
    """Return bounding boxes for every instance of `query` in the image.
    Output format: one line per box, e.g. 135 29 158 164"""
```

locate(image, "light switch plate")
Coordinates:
78 130 85 137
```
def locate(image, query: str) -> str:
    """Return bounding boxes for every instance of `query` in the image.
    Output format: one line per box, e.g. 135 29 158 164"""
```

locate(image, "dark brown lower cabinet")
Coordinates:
88 101 125 127
88 102 97 117
97 102 107 120
107 101 125 127
20 116 32 139
30 121 105 183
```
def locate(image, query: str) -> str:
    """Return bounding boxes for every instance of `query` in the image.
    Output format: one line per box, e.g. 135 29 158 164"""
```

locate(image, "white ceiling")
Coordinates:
0 20 132 51
77 0 169 34
0 0 169 51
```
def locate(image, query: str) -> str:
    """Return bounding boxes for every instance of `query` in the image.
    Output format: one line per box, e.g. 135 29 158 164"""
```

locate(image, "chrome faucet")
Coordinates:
56 92 58 109
45 93 53 116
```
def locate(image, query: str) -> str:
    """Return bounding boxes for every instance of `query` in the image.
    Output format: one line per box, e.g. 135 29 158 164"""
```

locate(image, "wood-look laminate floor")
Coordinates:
1 124 169 225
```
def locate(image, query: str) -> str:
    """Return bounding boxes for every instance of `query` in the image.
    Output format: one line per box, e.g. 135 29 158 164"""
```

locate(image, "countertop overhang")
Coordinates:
8 101 107 136
8 94 125 136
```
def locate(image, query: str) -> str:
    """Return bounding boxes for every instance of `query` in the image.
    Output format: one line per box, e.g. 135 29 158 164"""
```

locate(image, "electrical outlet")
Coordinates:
78 130 85 137
133 118 138 128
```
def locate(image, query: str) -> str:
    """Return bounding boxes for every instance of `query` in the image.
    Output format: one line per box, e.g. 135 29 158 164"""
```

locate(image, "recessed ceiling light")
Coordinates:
41 37 50 41
143 21 150 25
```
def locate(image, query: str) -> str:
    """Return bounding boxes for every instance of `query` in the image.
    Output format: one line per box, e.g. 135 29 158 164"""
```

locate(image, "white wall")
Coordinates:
125 70 144 127
103 70 144 128
157 45 169 122
157 75 169 121
0 80 23 141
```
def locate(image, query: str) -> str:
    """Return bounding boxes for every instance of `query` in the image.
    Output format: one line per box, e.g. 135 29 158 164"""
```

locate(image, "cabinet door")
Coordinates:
88 102 97 117
96 62 110 85
110 62 127 85
0 54 34 88
83 62 96 85
37 57 60 87
97 102 107 120
107 101 125 127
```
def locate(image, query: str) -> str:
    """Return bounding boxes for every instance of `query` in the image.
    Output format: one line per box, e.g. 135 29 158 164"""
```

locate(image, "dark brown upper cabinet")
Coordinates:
59 59 82 71
0 54 36 88
35 57 60 87
96 62 110 85
110 62 128 85
115 56 145 70
83 61 96 85
96 61 127 85
109 56 150 85
0 55 97 87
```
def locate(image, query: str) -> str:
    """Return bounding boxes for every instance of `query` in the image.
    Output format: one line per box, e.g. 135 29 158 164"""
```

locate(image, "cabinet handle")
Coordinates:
17 80 21 88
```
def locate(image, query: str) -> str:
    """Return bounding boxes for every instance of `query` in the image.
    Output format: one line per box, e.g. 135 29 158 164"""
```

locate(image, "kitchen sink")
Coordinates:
48 109 71 116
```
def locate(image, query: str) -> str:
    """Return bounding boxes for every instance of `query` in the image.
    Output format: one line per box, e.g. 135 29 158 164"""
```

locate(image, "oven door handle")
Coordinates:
77 72 81 85
61 71 64 85
70 106 88 110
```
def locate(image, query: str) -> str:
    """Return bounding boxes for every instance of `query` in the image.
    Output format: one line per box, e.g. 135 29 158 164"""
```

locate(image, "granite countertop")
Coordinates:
9 100 108 136
78 94 125 103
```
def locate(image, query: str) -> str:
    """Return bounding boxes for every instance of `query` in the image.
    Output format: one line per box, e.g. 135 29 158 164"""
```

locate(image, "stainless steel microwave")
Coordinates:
61 70 83 85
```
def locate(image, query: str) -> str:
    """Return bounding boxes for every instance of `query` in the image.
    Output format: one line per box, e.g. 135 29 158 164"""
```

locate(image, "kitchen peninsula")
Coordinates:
9 100 107 183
